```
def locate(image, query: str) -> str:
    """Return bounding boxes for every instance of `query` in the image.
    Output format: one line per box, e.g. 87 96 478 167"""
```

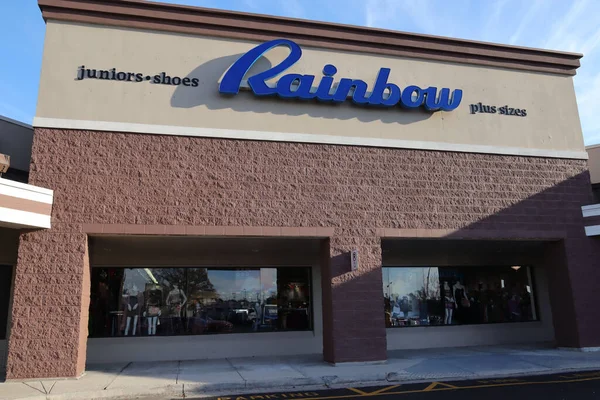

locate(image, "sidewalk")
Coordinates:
3 343 600 400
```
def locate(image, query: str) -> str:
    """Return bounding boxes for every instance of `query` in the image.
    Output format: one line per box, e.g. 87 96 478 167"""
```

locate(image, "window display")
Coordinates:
383 266 538 328
89 267 312 337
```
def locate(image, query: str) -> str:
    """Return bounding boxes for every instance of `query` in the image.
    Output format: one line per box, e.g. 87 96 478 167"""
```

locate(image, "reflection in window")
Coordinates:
383 266 538 328
89 267 312 337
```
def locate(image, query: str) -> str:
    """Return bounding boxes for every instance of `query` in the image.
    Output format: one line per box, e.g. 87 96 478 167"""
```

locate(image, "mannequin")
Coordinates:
286 283 306 302
144 284 163 335
478 282 489 323
167 284 187 316
443 281 451 295
453 281 469 306
453 280 470 324
508 290 522 321
444 295 455 324
443 281 455 324
123 284 141 336
166 284 187 334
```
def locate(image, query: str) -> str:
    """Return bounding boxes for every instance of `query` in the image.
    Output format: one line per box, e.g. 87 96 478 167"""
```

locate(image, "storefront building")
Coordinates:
4 0 600 380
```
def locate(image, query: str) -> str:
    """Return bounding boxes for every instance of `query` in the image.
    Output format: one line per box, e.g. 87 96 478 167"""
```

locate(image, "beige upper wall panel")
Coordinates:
587 146 600 183
35 21 586 158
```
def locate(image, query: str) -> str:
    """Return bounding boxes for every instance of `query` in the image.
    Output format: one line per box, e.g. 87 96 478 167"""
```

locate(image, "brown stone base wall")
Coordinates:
6 128 599 378
7 232 88 379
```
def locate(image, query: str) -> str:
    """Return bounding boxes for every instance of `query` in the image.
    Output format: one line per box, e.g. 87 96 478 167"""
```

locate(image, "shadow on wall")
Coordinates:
321 169 600 353
411 170 598 349
170 54 432 125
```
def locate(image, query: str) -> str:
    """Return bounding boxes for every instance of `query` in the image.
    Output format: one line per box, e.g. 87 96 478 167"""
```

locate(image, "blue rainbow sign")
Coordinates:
219 39 463 112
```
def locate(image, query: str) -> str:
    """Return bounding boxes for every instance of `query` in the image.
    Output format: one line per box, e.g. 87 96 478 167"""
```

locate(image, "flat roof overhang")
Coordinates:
0 178 53 229
38 0 582 76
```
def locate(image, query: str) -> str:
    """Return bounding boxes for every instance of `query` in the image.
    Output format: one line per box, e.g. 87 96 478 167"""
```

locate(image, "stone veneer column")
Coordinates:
546 237 600 349
320 234 387 363
5 231 90 379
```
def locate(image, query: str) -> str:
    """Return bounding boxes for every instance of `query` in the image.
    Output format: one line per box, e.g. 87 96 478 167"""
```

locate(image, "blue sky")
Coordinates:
2 0 600 144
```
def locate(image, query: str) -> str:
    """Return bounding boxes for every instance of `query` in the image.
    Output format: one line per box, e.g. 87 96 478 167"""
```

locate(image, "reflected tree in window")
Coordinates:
383 266 538 327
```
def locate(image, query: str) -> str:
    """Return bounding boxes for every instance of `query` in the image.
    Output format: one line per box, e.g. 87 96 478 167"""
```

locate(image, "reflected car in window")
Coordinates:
190 316 234 334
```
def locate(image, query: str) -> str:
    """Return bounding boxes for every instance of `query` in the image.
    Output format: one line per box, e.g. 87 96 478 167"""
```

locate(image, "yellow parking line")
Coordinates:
423 382 459 391
370 385 401 395
347 388 369 395
294 374 600 400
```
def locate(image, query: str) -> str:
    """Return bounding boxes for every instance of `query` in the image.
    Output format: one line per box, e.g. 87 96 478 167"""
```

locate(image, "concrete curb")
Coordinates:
6 364 600 400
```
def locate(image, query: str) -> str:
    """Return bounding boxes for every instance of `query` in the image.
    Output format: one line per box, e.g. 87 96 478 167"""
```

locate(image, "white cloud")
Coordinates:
365 0 394 28
534 0 600 144
243 0 258 9
578 25 600 56
365 0 437 34
576 71 600 144
482 0 509 42
281 0 305 19
0 102 32 125
509 0 543 45
543 0 590 51
394 1 437 33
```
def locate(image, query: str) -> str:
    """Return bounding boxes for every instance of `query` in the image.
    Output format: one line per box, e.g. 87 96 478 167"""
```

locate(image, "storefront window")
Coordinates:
89 267 312 337
0 266 12 340
383 266 538 328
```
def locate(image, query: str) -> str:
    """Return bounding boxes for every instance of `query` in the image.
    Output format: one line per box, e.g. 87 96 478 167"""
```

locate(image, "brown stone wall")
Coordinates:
6 128 599 378
7 231 88 378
